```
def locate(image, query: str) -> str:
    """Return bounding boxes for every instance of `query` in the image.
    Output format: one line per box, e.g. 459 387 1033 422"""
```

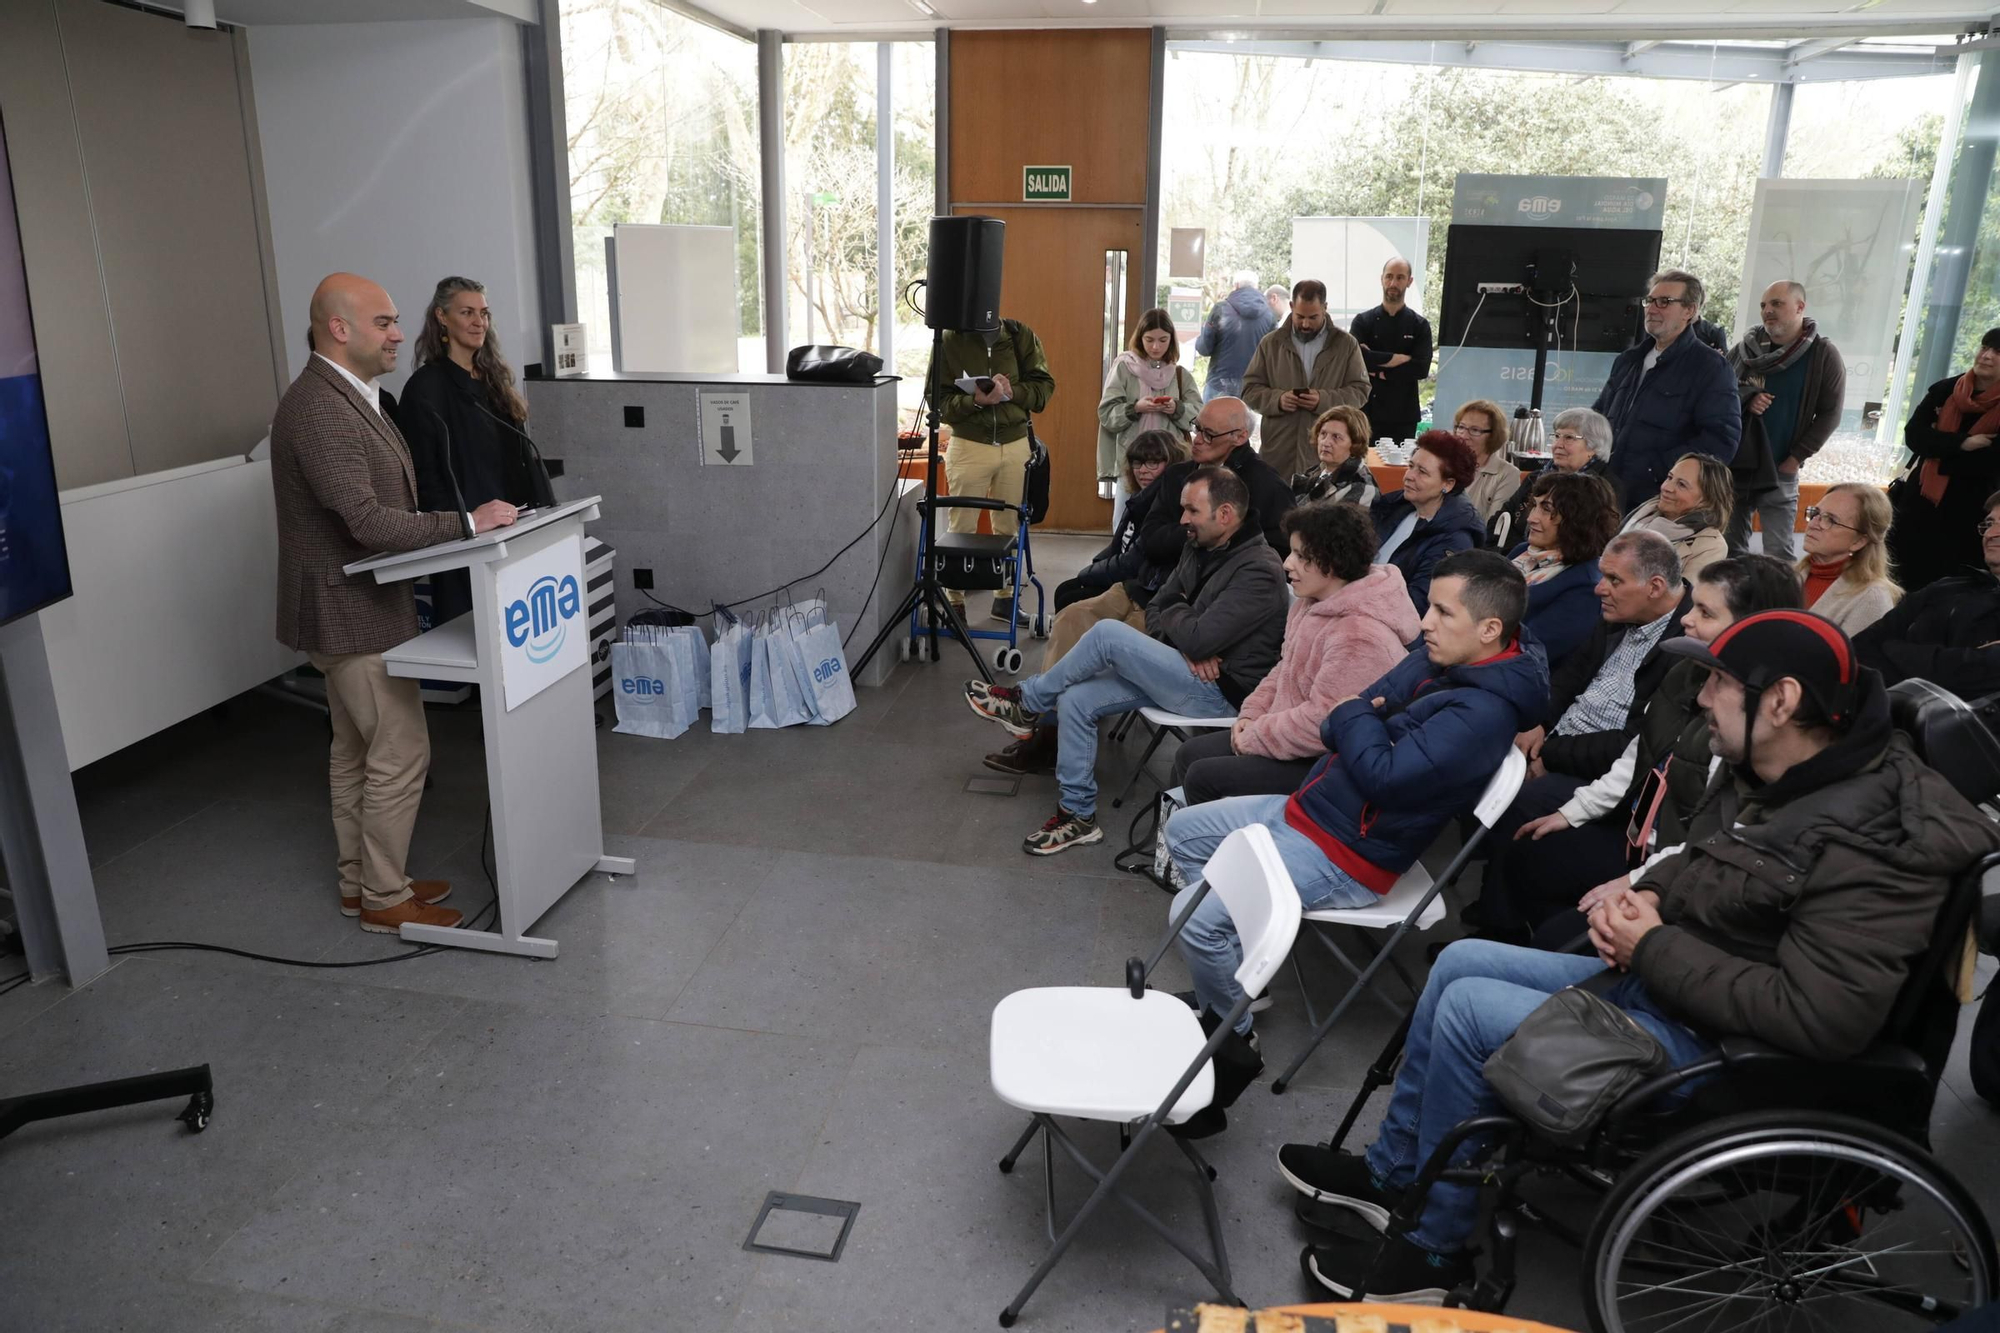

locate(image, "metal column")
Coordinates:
878 41 895 370
1141 27 1165 311
759 29 788 373
935 28 950 215
0 615 108 987
1760 79 1795 179
523 0 578 372
1914 53 2000 390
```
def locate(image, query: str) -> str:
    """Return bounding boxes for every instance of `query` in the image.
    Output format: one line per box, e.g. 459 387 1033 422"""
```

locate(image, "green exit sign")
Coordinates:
1023 165 1071 202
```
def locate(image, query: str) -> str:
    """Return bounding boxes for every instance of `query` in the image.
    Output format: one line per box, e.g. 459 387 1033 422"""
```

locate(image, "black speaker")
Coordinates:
925 216 1004 332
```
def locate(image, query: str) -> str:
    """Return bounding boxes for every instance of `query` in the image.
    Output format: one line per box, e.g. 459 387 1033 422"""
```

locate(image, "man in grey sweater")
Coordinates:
965 465 1289 855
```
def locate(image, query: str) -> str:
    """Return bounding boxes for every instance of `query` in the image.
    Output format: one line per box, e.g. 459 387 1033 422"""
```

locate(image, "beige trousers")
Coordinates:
1042 584 1148 673
943 436 1030 535
310 650 430 911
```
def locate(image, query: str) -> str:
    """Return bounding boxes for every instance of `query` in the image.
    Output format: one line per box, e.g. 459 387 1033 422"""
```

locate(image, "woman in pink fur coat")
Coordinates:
1169 500 1422 806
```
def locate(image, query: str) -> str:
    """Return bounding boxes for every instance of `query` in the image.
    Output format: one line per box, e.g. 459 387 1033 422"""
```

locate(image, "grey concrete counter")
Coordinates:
526 372 918 688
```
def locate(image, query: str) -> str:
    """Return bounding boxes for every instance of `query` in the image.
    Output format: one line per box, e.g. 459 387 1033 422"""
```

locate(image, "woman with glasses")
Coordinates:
1507 471 1622 667
1888 327 2000 593
1453 398 1518 523
1495 407 1613 546
1796 483 1900 635
1098 308 1201 531
1617 451 1733 582
1055 430 1186 613
1292 405 1379 507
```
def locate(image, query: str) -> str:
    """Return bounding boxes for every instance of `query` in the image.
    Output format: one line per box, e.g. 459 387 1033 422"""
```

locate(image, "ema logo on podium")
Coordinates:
506 574 582 663
496 533 590 711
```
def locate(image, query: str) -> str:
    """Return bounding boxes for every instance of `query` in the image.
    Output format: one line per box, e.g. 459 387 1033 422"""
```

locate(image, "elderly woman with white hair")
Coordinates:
1493 407 1613 546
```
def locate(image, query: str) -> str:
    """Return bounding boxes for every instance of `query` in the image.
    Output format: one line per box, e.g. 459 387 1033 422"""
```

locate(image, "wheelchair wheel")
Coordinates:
1582 1109 1997 1332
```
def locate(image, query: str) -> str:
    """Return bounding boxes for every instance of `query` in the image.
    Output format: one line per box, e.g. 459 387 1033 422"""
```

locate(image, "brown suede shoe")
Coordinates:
359 897 464 935
342 879 451 918
983 728 1058 776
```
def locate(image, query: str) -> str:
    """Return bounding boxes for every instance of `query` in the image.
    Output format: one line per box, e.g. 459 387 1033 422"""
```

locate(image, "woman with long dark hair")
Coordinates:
399 277 548 623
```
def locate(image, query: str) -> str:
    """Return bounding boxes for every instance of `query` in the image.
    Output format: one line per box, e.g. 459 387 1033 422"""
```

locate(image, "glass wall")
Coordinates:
560 0 763 372
782 40 935 416
1158 44 1962 482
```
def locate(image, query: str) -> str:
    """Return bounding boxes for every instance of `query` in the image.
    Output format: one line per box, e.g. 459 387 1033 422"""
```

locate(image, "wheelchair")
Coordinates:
1311 679 2000 1331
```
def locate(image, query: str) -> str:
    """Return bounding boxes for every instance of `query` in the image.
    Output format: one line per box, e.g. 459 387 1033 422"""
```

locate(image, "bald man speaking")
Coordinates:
272 273 519 934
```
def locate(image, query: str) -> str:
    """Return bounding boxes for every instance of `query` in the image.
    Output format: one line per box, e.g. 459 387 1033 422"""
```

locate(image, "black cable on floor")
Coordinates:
0 970 30 997
100 804 504 971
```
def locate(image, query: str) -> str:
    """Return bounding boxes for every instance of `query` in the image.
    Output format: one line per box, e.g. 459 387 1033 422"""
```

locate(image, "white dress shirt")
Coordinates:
315 352 381 416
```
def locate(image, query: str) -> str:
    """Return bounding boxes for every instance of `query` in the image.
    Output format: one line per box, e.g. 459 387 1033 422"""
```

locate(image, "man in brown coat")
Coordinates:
1241 278 1371 483
273 273 518 933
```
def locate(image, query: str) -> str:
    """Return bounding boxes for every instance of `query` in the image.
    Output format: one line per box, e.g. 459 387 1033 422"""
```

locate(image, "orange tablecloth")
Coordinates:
1152 1301 1577 1332
1366 463 1829 534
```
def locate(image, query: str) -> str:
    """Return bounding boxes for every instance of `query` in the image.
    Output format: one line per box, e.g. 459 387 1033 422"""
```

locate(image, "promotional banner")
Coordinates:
1732 178 1922 412
496 533 588 712
1434 174 1668 428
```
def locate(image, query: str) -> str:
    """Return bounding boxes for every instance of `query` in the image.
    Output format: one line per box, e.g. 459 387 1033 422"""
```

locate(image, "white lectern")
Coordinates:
345 497 632 958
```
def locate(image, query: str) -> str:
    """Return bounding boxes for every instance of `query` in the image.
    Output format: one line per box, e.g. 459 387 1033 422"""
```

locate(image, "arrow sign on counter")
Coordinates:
698 391 754 466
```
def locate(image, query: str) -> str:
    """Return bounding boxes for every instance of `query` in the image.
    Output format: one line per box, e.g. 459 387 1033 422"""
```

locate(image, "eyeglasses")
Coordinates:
1454 423 1492 437
1193 426 1245 443
1980 518 2000 535
1805 506 1857 533
1552 431 1588 445
1640 296 1690 309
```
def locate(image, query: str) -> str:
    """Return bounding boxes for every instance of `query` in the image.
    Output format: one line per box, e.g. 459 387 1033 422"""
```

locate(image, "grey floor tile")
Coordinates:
665 847 1114 1047
85 796 480 967
725 1041 1364 1333
0 955 467 1321
4 1278 469 1333
197 1003 857 1333
305 835 782 1022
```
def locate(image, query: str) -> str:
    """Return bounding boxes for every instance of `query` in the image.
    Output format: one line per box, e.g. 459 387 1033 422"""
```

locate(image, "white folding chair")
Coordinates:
1107 704 1237 811
988 825 1302 1326
1269 746 1528 1094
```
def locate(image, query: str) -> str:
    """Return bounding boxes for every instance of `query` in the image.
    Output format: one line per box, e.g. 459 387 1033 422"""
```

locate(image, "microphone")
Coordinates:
465 395 557 509
417 403 476 540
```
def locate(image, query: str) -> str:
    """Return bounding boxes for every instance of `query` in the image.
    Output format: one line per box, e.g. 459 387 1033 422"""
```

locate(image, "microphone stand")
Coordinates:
417 404 476 540
465 394 558 509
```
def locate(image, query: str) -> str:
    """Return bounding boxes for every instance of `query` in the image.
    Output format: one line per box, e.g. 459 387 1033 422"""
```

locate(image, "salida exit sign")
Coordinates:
1023 165 1071 202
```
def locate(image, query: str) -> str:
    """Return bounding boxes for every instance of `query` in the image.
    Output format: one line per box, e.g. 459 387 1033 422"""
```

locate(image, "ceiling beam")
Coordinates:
1785 37 1854 66
1624 39 1661 61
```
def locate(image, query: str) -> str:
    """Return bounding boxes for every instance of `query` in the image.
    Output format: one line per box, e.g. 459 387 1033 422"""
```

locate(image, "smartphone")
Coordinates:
975 377 996 393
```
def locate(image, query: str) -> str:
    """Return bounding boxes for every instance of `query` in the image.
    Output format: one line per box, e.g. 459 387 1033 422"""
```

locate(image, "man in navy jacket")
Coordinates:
1164 550 1549 1028
1595 270 1741 506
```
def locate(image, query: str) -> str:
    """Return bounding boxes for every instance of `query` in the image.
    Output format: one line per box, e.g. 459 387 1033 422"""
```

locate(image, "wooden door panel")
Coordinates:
954 204 1141 532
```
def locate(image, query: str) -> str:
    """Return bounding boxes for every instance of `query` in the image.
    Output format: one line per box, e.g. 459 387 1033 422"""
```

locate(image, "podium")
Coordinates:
344 497 632 958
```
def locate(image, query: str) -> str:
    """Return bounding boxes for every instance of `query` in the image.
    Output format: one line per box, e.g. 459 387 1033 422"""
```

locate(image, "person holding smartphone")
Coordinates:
928 317 1057 623
1097 307 1201 531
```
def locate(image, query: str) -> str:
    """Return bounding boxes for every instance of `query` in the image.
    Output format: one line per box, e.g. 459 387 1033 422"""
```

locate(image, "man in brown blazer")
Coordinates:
273 273 518 934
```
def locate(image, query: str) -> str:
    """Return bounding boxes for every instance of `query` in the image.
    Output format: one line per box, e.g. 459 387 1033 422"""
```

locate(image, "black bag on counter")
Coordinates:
786 344 884 384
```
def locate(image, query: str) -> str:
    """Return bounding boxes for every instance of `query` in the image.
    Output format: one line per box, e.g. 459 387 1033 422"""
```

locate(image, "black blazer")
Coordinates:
397 358 542 514
1539 590 1692 781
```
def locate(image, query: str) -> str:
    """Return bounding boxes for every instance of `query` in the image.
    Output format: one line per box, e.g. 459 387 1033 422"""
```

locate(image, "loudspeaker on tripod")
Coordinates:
925 216 1004 332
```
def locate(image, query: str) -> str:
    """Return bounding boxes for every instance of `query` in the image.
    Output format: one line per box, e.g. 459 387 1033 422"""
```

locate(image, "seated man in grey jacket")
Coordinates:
966 465 1288 856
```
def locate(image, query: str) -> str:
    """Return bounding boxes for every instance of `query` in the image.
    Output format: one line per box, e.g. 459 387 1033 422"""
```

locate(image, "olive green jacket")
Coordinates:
928 320 1056 445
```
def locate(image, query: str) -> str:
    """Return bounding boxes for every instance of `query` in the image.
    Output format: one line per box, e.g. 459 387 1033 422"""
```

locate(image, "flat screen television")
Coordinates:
1437 223 1663 356
0 110 72 628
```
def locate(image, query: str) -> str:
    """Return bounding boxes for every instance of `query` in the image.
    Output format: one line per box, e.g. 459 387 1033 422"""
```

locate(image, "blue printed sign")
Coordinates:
495 533 589 711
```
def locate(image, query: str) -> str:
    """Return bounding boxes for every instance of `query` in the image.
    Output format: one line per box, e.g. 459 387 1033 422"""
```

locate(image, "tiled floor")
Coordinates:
3 533 1996 1332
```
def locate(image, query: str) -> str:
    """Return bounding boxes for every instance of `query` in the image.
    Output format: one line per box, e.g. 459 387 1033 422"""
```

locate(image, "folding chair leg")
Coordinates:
1271 920 1418 1094
1110 725 1172 811
998 1117 1041 1174
1109 711 1138 743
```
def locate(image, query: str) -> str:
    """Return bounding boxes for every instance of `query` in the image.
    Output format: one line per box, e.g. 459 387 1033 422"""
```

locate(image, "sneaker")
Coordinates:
990 596 1029 626
1276 1145 1394 1232
1173 989 1273 1015
359 896 465 935
1300 1232 1472 1305
1023 807 1103 856
984 729 1057 776
966 681 1042 739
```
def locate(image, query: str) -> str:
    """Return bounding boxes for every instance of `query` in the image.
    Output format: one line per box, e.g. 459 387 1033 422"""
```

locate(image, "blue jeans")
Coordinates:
1017 620 1231 819
1363 939 1715 1255
1164 794 1379 1033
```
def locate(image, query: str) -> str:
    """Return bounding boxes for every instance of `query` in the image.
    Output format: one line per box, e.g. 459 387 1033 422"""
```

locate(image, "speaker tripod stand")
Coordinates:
853 326 999 685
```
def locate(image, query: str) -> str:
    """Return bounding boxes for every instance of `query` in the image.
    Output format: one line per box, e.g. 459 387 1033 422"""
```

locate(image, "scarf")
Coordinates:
1512 546 1570 585
1919 372 2000 505
1110 350 1180 436
1728 318 1818 389
1622 498 1716 547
